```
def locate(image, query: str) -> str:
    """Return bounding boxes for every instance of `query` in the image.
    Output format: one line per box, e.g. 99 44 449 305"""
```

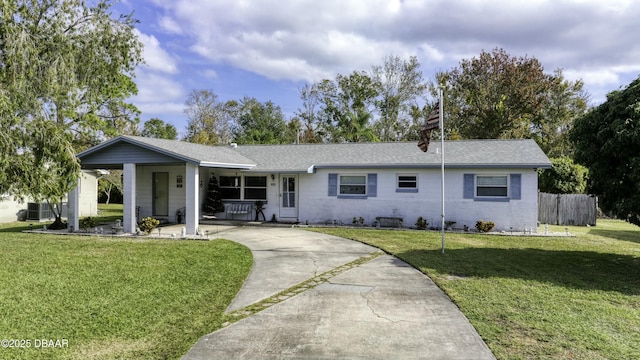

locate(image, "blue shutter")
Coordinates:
463 174 474 199
510 174 521 200
328 173 338 196
367 174 377 197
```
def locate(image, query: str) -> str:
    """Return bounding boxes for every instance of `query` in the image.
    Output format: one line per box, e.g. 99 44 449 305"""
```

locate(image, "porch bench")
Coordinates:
376 216 403 228
225 203 254 220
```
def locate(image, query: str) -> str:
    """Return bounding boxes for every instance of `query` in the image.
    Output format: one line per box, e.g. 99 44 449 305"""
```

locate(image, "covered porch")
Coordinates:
73 136 256 235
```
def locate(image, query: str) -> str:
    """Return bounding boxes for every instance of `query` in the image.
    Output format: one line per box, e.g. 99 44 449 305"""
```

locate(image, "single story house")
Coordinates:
0 170 102 223
73 136 551 235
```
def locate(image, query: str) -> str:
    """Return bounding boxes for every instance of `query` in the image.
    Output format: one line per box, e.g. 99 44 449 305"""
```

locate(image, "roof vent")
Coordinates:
229 143 238 148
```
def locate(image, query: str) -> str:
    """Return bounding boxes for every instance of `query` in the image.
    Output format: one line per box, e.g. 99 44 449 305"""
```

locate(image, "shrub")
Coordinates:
139 217 160 234
475 220 495 233
79 217 96 232
415 216 428 230
538 157 588 194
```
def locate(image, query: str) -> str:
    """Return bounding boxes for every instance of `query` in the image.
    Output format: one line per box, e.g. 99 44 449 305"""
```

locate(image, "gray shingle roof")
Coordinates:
124 136 256 167
232 139 551 172
78 136 256 168
79 137 551 171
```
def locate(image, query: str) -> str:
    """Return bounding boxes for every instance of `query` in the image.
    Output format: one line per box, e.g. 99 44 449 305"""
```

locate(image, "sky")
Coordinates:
113 0 640 137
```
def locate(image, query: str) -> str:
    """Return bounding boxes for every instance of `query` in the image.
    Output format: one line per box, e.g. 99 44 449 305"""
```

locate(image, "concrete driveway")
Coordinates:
182 226 495 360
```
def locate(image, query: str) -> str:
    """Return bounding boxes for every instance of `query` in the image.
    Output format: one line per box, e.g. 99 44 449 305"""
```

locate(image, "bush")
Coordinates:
475 220 495 233
538 157 588 194
139 217 160 234
80 217 96 232
415 216 428 230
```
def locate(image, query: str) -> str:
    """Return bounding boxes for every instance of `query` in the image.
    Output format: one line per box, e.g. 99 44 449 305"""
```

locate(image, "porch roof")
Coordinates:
77 136 256 169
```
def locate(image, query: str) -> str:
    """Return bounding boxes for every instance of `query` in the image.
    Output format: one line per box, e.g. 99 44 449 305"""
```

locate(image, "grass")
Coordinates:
92 203 125 223
311 220 640 360
0 204 253 360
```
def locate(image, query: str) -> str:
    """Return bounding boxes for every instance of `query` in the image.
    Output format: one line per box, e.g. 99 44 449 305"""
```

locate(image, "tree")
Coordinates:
286 117 303 144
336 111 378 142
433 48 550 139
97 170 123 204
531 70 588 157
295 83 325 143
312 71 379 143
202 176 225 214
571 76 640 225
538 157 588 194
231 97 290 144
0 0 142 228
183 89 233 145
371 55 427 141
141 118 178 140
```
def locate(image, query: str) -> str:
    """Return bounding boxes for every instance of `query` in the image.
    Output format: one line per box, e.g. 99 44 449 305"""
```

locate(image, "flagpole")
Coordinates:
439 88 445 254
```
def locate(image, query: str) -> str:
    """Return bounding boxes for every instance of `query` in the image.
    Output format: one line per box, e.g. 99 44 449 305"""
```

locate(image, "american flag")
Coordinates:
417 102 439 152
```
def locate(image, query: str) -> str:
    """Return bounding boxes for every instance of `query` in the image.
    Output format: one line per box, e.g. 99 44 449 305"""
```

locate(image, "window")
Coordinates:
397 174 418 192
219 176 241 199
244 176 267 200
339 175 366 195
476 175 508 197
328 173 377 198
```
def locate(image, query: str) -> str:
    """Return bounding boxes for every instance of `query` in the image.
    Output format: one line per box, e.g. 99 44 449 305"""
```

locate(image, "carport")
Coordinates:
72 136 255 235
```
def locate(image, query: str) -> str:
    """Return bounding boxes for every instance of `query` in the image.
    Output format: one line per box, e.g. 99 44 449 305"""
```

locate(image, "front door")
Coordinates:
280 175 298 219
153 172 169 217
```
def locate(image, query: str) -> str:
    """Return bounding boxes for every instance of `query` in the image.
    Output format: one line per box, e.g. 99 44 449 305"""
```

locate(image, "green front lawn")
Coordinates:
0 217 252 359
312 220 640 359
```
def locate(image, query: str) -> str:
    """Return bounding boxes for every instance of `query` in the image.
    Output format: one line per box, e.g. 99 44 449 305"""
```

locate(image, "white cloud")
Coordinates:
137 101 184 117
135 30 179 74
157 1 628 77
201 69 218 79
157 0 431 82
132 70 185 113
564 69 621 87
158 16 183 34
134 0 639 108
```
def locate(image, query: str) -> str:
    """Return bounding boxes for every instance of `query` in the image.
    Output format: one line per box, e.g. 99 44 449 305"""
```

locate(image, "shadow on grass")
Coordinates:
398 247 640 295
588 229 640 244
0 222 41 233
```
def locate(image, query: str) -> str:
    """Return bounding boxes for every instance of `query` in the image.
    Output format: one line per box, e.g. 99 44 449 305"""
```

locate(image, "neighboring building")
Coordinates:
74 136 551 235
0 170 103 223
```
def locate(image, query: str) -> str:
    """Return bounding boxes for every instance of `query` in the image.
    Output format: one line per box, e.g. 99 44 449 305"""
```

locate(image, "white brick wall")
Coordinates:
298 168 539 231
132 165 540 232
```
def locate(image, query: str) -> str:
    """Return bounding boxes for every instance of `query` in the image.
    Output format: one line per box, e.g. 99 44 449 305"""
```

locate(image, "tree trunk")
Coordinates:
105 183 112 204
47 201 67 230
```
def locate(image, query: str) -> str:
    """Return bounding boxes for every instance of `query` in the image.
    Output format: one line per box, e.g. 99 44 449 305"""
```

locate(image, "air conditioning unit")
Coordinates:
26 202 67 221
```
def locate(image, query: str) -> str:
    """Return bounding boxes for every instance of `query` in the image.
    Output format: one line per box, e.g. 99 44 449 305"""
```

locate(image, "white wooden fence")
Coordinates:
538 192 598 226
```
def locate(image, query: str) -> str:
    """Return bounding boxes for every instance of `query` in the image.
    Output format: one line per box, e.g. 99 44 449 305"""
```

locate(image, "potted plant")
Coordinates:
415 216 428 230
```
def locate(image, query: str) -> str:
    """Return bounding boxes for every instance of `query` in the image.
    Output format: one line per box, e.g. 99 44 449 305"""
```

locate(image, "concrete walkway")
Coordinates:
182 227 495 360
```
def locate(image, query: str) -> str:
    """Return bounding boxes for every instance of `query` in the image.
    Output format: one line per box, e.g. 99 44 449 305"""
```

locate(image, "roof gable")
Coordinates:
77 136 256 169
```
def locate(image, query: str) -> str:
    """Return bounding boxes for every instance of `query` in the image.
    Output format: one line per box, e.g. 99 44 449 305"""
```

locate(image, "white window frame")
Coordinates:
396 174 418 192
339 174 367 196
219 175 268 201
475 175 509 198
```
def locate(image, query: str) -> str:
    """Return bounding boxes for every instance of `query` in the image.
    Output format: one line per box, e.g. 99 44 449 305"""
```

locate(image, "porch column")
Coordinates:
185 162 200 235
123 163 137 233
67 177 80 232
